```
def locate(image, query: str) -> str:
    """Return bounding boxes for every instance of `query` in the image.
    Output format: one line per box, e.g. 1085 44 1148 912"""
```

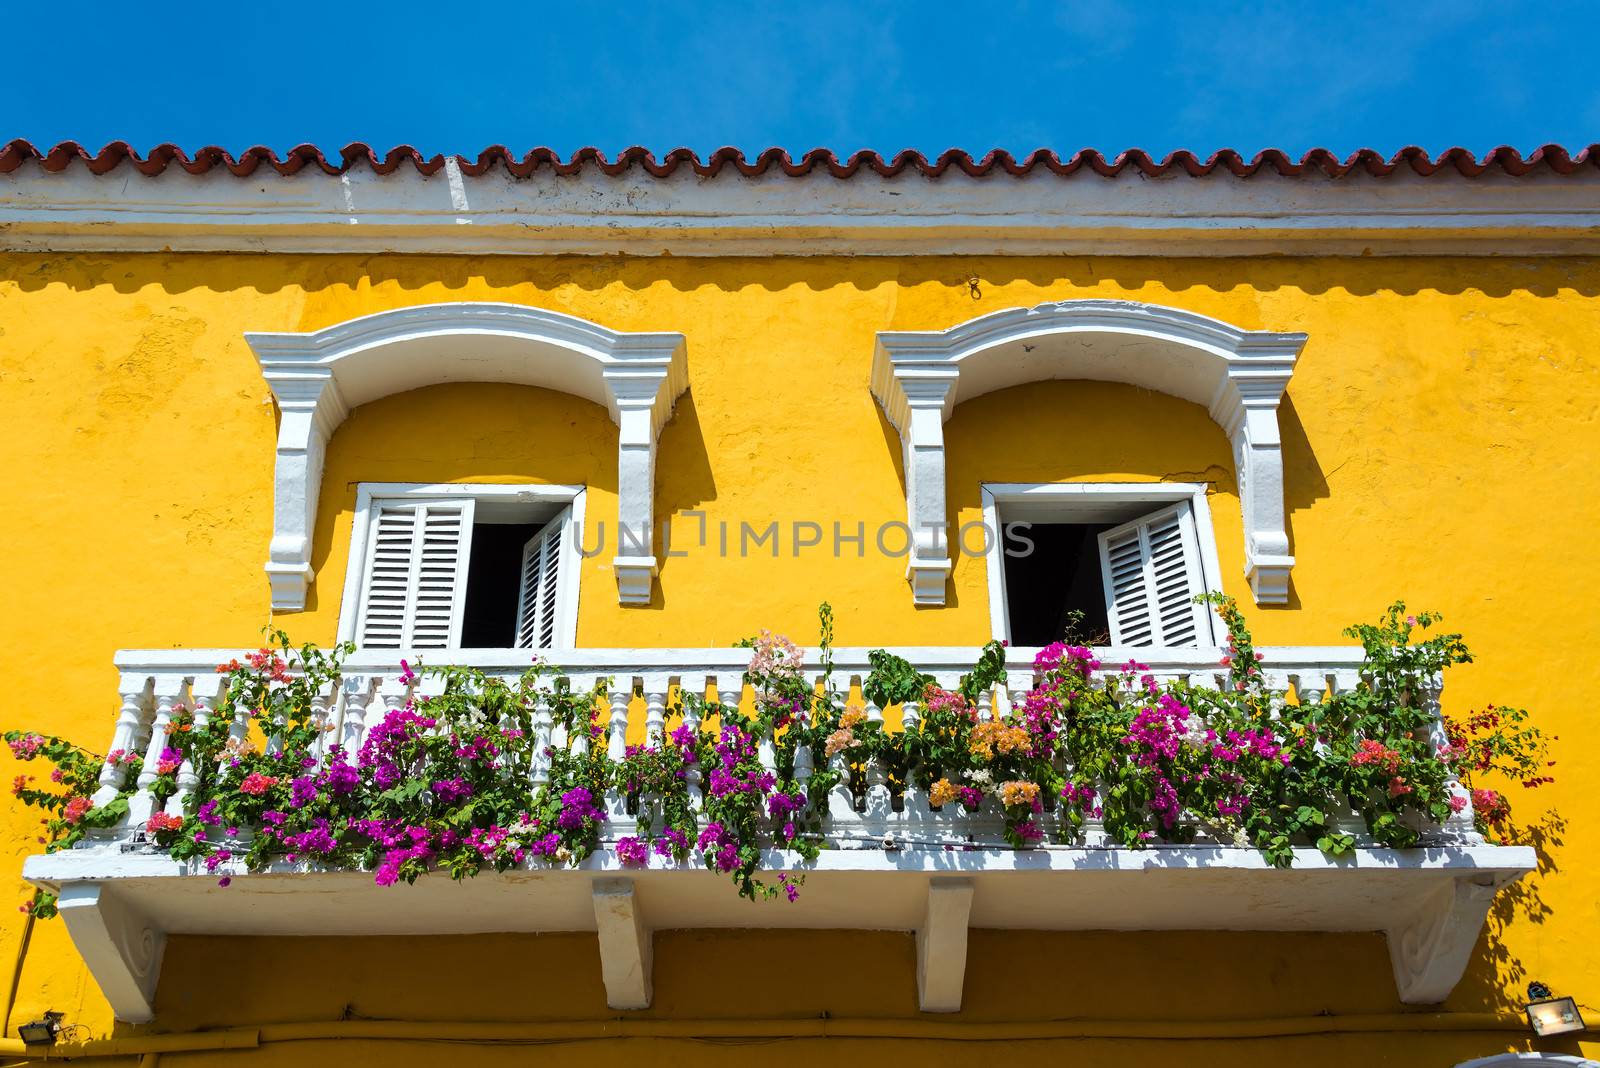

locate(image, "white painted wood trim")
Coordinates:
980 482 1224 646
560 488 586 649
338 483 586 648
247 303 686 611
7 166 1600 256
980 486 1009 644
874 301 1302 607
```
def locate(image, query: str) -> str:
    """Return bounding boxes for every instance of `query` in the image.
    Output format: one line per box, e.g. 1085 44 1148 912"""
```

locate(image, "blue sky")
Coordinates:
8 1 1597 158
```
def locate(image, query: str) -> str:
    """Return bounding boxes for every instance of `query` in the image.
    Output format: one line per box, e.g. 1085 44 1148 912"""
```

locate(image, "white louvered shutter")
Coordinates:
514 507 573 650
356 499 475 649
1096 503 1209 647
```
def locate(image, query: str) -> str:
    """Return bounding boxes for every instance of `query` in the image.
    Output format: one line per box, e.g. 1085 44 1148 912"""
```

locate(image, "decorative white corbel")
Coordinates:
261 370 348 612
55 882 166 1023
592 877 652 1009
1386 876 1503 1004
916 877 974 1012
1208 348 1297 604
879 365 961 605
245 303 687 610
873 300 1306 606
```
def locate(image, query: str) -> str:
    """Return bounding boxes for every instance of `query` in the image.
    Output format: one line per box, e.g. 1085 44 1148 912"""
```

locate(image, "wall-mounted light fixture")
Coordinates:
17 1011 63 1045
1526 981 1587 1037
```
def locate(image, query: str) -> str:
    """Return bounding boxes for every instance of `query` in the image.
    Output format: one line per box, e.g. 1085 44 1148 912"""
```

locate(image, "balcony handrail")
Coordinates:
112 644 1371 678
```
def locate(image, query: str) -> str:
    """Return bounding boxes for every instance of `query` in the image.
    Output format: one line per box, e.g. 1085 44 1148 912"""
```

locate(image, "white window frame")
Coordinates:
978 482 1225 648
337 482 587 649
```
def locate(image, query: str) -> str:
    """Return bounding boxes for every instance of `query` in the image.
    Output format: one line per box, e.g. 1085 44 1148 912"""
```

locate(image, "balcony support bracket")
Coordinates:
1386 875 1502 1004
593 877 652 1010
56 882 166 1024
917 877 975 1013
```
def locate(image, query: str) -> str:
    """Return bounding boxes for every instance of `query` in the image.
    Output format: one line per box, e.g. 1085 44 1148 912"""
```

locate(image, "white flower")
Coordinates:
967 769 993 788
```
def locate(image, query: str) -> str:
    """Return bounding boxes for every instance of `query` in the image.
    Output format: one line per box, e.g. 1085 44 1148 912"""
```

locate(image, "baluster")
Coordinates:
340 676 374 753
308 681 334 766
226 688 251 759
547 680 570 758
683 680 704 811
569 687 592 758
607 684 631 762
976 687 995 724
1260 670 1291 720
1297 673 1327 711
606 683 632 819
93 676 151 808
377 677 410 723
862 698 891 820
714 674 743 728
128 676 186 827
1329 669 1362 702
1008 687 1030 723
644 676 669 747
1418 674 1475 838
174 677 224 810
530 692 553 787
793 739 814 797
900 700 927 818
637 680 665 828
827 749 857 823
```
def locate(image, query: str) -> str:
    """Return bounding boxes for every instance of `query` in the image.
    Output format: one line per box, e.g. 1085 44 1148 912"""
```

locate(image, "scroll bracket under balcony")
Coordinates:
55 882 166 1023
1385 874 1504 1004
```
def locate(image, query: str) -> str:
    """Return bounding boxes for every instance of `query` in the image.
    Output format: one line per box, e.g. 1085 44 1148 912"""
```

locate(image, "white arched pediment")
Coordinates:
871 299 1306 606
247 302 688 610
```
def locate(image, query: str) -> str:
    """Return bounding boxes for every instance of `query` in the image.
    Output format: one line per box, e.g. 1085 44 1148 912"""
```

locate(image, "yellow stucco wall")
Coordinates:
0 253 1596 1063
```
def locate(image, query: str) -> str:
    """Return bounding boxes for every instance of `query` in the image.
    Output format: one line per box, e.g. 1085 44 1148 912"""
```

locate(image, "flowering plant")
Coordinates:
4 732 140 917
5 599 1552 912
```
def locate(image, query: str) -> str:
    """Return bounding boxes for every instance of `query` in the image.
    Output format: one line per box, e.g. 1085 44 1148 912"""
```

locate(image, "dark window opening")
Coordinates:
1003 523 1113 646
460 521 543 647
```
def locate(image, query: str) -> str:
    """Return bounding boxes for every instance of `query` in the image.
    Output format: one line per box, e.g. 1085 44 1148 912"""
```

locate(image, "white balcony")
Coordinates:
24 645 1535 1022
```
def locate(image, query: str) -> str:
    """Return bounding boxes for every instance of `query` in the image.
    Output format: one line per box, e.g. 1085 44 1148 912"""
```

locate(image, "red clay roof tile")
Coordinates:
2 141 1597 179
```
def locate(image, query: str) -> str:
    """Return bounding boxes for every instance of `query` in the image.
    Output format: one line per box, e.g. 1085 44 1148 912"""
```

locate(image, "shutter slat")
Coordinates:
356 499 474 649
515 507 573 651
1097 502 1210 648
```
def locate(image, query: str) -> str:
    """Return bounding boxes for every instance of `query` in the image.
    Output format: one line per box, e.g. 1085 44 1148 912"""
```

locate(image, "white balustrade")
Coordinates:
91 644 1474 851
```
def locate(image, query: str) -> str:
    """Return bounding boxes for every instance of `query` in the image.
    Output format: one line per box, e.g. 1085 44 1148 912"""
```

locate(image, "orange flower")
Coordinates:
1000 780 1040 808
969 721 1029 760
928 778 959 808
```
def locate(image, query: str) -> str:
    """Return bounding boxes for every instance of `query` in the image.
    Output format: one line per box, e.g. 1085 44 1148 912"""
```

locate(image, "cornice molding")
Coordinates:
5 166 1600 256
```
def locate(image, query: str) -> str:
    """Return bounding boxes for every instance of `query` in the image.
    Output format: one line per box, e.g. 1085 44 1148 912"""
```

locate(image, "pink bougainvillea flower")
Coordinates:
146 812 184 833
239 772 279 796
